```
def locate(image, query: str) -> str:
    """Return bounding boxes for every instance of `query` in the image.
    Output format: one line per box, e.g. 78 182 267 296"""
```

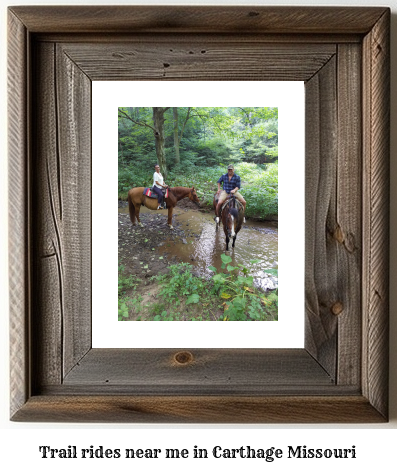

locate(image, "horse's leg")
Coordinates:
215 202 222 225
232 235 237 248
135 203 144 227
128 193 136 225
225 234 229 251
167 207 174 229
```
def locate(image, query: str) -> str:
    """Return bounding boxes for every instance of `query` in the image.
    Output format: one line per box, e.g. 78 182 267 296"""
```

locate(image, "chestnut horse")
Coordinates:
213 194 244 251
128 186 200 229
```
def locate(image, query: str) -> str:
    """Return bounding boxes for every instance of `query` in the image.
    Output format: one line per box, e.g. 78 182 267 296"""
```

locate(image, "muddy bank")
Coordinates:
118 201 192 278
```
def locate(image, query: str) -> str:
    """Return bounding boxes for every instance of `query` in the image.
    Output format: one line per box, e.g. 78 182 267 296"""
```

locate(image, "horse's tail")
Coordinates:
128 191 136 224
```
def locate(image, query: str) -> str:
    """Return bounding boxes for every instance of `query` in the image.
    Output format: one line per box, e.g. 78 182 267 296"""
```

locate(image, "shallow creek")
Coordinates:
119 206 278 290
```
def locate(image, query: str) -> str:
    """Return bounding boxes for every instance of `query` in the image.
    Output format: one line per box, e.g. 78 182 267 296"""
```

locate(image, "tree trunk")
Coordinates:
173 107 180 165
152 107 167 177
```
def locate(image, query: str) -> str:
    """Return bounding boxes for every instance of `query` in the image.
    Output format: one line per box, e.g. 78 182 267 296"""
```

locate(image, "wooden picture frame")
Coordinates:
8 6 390 423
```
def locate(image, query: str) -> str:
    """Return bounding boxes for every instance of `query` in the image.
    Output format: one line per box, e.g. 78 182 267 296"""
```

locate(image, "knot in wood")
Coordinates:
331 302 344 316
334 225 344 244
174 351 193 365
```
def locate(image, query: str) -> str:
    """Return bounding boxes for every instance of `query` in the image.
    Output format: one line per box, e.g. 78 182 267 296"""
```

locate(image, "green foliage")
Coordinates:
118 107 279 218
210 255 278 321
157 263 205 305
118 265 139 296
117 262 276 322
118 298 130 321
118 265 141 321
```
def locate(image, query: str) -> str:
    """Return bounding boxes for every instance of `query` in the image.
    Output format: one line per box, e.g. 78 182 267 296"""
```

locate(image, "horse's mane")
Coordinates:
229 207 239 218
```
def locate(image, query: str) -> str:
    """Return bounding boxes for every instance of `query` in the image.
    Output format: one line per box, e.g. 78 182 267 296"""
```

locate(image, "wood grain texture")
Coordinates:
8 6 390 423
56 45 92 377
31 42 92 388
11 396 385 424
336 44 362 386
59 42 335 82
362 10 390 419
8 10 29 419
62 349 333 391
9 6 387 34
32 42 63 387
304 57 338 377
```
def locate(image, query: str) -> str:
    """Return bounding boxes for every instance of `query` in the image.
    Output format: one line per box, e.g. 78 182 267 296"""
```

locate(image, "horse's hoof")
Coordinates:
243 217 246 223
215 217 219 224
139 223 144 227
169 225 174 229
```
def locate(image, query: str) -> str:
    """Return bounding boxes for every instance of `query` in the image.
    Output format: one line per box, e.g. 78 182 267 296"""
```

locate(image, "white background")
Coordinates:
1 0 396 469
92 81 304 348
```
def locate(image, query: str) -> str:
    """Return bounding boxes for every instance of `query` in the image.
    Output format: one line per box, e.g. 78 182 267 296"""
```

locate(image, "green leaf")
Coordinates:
186 293 200 305
221 254 232 264
237 275 253 286
263 269 278 276
213 274 226 283
208 266 217 272
153 315 161 321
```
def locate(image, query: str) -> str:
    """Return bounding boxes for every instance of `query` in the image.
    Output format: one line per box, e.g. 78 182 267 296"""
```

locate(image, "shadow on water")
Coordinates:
119 206 278 290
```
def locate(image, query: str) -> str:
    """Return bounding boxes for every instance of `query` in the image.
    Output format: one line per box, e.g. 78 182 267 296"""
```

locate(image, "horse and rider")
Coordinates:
214 164 246 250
214 164 246 223
127 163 200 229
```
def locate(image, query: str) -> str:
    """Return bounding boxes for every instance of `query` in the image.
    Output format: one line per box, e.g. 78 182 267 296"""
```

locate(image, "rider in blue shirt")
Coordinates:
215 164 246 223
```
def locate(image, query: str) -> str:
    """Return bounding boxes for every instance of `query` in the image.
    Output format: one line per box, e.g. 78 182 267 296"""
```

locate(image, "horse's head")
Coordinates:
189 187 200 206
225 207 239 238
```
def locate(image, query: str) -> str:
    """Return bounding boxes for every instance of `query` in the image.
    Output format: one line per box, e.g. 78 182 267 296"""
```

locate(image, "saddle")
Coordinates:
220 195 243 218
143 187 169 199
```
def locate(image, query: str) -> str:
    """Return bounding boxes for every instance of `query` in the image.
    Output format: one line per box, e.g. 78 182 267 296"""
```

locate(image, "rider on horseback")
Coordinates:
152 164 168 210
215 165 246 224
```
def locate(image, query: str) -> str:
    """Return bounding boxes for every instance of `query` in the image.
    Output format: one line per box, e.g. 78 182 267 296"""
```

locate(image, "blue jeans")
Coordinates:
152 186 163 205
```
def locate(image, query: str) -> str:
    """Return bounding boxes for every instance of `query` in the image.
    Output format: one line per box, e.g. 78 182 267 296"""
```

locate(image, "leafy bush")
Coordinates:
210 254 278 321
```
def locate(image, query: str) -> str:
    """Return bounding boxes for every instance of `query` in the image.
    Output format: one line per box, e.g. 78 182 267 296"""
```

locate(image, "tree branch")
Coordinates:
118 109 157 133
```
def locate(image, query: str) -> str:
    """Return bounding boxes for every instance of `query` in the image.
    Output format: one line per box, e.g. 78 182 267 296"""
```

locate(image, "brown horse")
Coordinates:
214 195 244 251
128 186 200 229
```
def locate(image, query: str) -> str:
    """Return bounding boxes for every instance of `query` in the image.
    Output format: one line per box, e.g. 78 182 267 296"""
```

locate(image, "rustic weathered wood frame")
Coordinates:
8 6 390 423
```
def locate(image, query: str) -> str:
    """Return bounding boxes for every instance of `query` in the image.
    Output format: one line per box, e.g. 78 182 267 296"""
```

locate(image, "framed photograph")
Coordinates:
8 6 390 423
93 83 304 347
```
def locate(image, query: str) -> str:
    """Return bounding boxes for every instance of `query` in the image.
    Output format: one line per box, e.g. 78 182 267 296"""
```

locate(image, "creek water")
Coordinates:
119 206 278 290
